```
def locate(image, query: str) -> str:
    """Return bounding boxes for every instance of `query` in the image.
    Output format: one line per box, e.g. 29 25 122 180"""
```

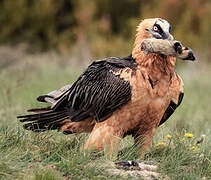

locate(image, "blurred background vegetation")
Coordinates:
0 1 210 179
0 0 210 59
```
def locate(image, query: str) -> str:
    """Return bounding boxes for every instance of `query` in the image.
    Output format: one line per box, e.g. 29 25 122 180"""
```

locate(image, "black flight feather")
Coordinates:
17 55 137 131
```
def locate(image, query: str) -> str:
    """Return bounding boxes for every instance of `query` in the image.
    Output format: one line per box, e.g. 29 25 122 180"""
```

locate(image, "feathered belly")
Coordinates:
103 67 172 135
105 92 170 136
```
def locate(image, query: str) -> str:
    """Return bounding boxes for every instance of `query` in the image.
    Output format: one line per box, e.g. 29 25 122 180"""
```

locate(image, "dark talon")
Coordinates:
115 160 139 167
131 160 139 166
173 42 182 54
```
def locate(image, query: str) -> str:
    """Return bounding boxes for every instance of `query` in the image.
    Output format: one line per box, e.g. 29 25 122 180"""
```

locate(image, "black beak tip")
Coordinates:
188 51 196 61
183 50 196 61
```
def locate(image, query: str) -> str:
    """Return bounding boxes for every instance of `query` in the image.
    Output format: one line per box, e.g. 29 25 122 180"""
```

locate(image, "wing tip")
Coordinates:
37 95 47 102
37 95 54 102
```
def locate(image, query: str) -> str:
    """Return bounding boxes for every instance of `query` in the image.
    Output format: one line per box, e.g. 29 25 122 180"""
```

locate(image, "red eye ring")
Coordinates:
153 26 158 32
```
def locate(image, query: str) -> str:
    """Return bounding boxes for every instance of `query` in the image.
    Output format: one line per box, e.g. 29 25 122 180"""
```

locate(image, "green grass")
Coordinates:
0 60 210 179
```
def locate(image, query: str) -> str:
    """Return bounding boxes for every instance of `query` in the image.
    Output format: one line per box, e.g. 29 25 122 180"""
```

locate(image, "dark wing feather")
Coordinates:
55 55 137 122
18 55 137 130
159 92 184 126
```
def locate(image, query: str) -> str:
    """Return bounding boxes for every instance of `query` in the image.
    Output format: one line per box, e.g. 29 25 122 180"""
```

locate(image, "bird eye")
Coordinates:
153 26 158 32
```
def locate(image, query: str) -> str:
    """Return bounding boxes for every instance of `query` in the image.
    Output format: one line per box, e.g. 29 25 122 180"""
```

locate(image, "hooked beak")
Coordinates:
181 47 196 61
174 42 196 61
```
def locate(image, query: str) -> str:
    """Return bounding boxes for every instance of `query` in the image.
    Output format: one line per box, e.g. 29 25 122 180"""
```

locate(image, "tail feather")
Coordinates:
23 116 68 132
27 107 51 113
18 110 67 122
17 108 69 132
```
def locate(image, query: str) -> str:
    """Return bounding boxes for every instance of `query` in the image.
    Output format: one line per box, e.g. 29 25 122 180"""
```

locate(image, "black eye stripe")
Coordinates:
154 24 163 34
153 23 169 39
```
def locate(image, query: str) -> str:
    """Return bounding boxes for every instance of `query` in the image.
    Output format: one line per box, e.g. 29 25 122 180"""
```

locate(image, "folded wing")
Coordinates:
17 55 137 131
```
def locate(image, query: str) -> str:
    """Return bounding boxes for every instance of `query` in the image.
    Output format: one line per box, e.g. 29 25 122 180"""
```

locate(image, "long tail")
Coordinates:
17 108 69 132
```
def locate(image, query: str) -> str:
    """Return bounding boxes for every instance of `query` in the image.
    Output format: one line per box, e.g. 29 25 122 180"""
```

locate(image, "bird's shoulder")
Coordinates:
86 55 137 74
70 55 138 93
158 72 184 126
38 55 137 106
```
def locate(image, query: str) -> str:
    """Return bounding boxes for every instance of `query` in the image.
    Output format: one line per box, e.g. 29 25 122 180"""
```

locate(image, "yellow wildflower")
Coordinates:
184 133 194 138
166 135 172 140
190 145 200 151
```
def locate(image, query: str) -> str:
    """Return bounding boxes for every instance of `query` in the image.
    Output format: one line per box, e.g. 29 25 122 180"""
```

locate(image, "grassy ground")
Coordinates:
0 56 210 179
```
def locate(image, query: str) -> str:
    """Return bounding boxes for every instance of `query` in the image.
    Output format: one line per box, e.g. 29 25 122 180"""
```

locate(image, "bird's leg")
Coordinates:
114 127 158 168
83 122 123 158
132 127 157 158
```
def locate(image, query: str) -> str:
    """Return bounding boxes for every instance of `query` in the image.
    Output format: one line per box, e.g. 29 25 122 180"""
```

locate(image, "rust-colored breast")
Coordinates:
105 65 181 136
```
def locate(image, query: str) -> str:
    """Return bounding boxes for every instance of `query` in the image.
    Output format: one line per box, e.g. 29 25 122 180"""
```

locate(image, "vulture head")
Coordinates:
132 18 195 63
135 18 173 40
145 18 173 40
